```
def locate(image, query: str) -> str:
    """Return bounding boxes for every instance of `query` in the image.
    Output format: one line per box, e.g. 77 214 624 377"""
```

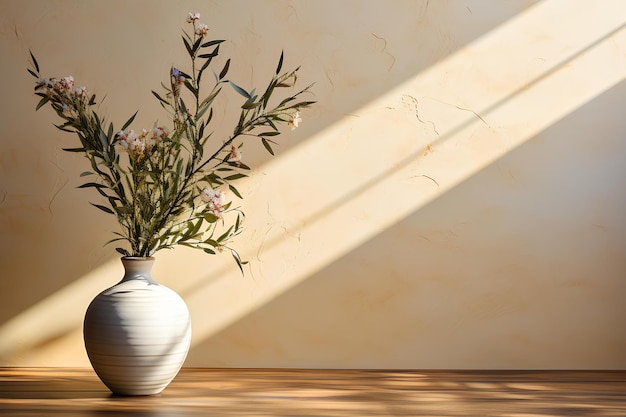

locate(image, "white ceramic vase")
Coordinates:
83 257 191 396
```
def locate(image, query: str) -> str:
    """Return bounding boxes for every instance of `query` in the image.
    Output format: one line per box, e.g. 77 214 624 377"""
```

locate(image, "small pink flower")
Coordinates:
116 129 146 155
140 129 156 151
200 187 226 218
288 111 302 130
55 76 75 93
186 12 200 23
195 24 209 37
74 86 88 100
128 137 145 155
152 126 169 140
228 144 242 166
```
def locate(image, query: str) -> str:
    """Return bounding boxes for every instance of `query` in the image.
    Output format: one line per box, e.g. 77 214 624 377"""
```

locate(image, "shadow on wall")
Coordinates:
186 79 626 369
0 1 532 326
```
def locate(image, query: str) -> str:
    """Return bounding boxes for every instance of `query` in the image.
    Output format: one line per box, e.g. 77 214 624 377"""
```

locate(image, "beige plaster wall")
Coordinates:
0 0 625 369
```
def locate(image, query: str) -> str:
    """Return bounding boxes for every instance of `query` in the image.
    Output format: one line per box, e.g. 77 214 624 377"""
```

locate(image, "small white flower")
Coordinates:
152 126 169 140
139 129 155 151
123 129 137 143
116 129 145 155
186 12 200 23
36 77 53 88
36 78 55 95
128 138 145 155
288 111 302 130
195 24 209 37
74 86 88 99
200 187 225 218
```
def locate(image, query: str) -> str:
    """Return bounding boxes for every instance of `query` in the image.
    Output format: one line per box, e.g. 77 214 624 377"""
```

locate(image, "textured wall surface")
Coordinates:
0 0 625 368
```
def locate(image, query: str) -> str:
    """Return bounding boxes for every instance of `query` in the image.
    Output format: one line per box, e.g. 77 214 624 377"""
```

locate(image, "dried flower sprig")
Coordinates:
28 12 315 272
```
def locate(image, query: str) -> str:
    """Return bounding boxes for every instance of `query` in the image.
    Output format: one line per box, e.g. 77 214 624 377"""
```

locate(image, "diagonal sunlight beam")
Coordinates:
0 260 122 364
1 0 625 366
181 0 626 354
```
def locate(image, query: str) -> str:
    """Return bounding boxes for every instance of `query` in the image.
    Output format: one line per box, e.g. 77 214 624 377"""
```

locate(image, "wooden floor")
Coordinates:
0 368 624 416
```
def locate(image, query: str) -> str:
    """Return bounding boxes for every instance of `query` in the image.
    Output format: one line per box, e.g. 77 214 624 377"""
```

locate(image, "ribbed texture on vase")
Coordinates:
84 274 191 396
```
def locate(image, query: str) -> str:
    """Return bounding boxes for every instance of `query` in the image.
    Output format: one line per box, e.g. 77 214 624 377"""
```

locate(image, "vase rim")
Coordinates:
121 256 155 261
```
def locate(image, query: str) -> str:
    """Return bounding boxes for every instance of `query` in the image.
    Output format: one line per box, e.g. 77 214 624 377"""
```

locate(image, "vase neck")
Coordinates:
120 257 157 284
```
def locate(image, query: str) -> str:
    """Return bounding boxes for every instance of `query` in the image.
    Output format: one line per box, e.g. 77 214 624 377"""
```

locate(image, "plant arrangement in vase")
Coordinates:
29 11 314 271
27 12 315 396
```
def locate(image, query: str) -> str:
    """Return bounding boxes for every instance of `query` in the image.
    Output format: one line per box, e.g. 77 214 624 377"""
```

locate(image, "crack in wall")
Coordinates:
402 95 440 136
371 32 396 72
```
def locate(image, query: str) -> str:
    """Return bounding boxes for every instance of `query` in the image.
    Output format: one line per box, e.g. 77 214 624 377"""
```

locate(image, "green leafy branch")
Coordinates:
29 13 315 273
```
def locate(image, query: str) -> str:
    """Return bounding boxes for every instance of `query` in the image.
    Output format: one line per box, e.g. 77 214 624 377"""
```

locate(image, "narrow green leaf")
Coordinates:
294 100 317 108
217 226 234 242
276 50 284 75
242 101 261 110
261 138 275 156
99 129 109 150
121 111 138 131
113 204 132 214
78 182 107 189
80 171 93 177
62 147 86 152
204 238 219 247
262 79 277 107
198 48 219 84
152 90 169 105
229 184 243 199
196 103 210 119
29 50 40 73
116 247 131 256
192 37 202 54
91 203 114 214
224 173 247 181
201 39 225 48
231 249 245 275
219 59 230 80
198 121 206 140
200 87 221 108
35 96 49 111
182 35 193 56
198 51 218 59
184 79 198 98
267 118 278 131
229 81 250 98
105 237 127 246
203 212 218 223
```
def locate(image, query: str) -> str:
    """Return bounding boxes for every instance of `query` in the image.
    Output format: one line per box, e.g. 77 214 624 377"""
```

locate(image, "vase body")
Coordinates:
83 257 191 396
